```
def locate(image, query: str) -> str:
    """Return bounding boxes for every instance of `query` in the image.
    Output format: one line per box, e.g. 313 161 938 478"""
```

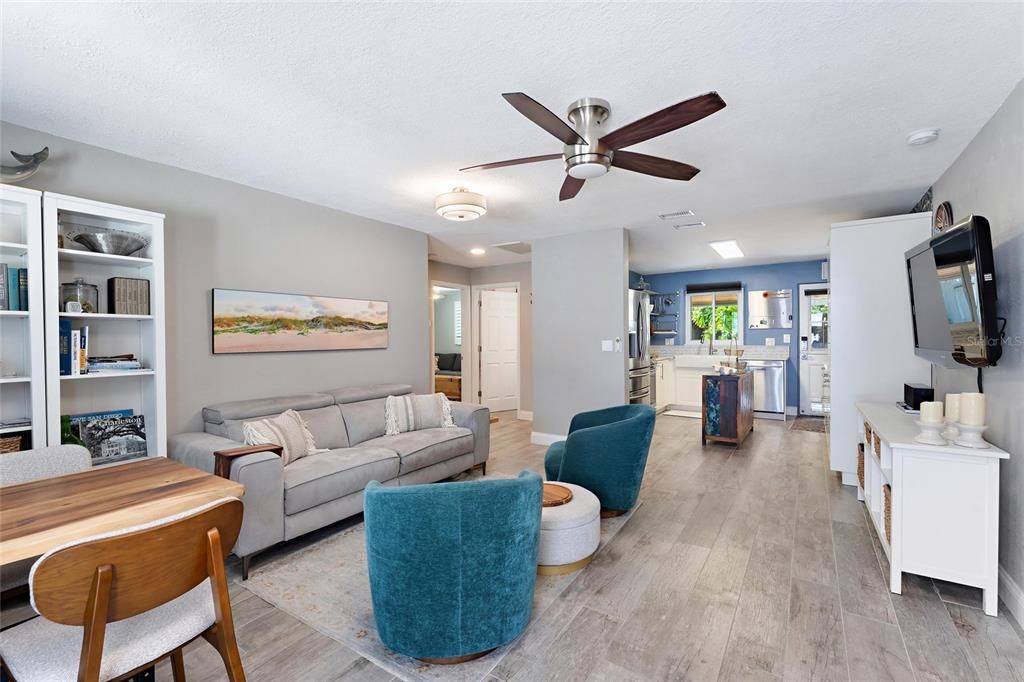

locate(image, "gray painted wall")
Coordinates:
930 79 1024 604
532 228 628 435
1 121 430 436
432 292 461 354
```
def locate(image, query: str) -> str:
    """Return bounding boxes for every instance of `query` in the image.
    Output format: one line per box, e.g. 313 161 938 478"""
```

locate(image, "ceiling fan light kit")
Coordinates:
461 91 726 201
435 187 487 221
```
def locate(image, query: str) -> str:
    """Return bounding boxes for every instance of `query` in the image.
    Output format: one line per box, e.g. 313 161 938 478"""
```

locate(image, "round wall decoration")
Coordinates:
934 201 954 232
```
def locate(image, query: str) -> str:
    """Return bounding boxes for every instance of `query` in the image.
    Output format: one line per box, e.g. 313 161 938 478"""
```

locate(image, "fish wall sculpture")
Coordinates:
1 147 49 183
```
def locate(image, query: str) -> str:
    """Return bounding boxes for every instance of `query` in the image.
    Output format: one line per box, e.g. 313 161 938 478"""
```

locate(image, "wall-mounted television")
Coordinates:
905 215 1001 369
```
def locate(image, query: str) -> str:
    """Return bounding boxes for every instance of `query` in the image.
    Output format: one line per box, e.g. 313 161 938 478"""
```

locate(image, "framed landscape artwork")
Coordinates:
212 288 389 353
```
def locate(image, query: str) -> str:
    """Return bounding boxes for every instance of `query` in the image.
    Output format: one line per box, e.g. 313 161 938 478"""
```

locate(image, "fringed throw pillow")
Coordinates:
384 393 456 436
243 409 325 466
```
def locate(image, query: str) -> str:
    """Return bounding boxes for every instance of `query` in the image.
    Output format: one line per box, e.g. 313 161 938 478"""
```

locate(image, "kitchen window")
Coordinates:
685 289 743 345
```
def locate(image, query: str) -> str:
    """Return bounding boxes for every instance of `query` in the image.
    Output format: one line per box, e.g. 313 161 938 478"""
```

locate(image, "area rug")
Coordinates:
244 495 639 682
789 415 827 432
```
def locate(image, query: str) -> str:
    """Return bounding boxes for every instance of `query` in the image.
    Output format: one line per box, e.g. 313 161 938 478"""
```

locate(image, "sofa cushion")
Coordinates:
203 393 334 424
284 447 399 515
339 398 388 446
436 353 455 372
361 427 473 475
452 354 462 372
327 384 412 405
298 405 349 449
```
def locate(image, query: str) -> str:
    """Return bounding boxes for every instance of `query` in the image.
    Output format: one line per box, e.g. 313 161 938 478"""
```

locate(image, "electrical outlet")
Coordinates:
765 337 776 346
601 339 614 352
783 334 791 343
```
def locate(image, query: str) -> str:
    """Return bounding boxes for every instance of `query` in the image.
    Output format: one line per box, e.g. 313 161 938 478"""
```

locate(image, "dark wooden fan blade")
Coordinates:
600 92 726 150
612 150 700 181
459 153 562 172
559 175 585 201
503 92 587 146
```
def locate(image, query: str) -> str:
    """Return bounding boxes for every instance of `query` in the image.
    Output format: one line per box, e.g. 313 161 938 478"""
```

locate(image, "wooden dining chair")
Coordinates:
0 497 246 682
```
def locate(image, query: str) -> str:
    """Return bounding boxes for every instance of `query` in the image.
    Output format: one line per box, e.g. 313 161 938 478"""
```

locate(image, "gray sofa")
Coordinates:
169 384 489 578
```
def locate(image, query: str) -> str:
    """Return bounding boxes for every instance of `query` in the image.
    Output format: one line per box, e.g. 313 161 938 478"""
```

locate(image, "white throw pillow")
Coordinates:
243 409 325 466
384 393 456 436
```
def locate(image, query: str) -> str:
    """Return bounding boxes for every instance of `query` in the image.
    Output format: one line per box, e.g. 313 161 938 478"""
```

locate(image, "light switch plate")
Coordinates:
783 334 791 343
601 339 614 352
765 337 776 346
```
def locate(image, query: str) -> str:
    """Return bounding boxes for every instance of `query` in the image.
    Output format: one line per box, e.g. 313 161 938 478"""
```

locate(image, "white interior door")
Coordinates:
479 288 519 413
799 284 830 415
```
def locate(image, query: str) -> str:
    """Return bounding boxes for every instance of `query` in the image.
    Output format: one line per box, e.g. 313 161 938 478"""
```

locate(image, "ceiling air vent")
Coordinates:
657 209 695 221
493 241 531 255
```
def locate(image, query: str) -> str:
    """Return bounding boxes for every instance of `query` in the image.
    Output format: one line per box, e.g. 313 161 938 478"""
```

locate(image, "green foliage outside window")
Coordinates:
691 303 739 342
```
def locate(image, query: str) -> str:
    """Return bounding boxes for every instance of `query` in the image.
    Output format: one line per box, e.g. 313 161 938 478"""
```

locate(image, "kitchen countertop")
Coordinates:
651 344 789 361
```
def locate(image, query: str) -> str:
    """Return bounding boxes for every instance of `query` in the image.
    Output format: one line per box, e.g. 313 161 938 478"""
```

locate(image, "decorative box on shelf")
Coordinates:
856 401 1008 616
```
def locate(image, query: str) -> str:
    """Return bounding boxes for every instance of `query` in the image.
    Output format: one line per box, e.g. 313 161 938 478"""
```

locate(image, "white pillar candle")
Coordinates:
920 401 944 425
960 392 986 426
945 393 961 422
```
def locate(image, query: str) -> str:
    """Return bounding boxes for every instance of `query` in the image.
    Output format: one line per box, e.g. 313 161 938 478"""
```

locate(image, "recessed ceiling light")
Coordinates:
435 187 487 221
673 222 706 230
906 128 940 146
709 240 744 259
470 247 486 256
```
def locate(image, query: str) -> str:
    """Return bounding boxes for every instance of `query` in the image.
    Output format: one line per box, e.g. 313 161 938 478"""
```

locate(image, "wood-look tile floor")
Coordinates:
4 412 1022 681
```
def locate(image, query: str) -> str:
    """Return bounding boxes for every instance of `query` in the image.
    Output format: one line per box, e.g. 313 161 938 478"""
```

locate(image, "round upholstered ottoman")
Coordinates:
537 482 600 575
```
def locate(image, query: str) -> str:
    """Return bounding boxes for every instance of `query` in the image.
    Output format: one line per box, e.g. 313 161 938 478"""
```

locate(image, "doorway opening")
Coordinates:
798 283 830 416
431 281 470 402
469 283 520 415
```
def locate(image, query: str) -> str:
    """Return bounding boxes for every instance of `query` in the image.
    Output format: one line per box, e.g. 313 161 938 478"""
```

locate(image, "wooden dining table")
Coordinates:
0 457 244 565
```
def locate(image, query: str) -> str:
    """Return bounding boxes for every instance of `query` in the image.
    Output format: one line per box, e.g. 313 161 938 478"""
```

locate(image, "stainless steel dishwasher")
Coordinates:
745 360 786 420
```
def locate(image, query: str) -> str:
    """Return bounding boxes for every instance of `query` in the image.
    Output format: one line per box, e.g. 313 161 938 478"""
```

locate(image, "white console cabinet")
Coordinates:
856 402 1007 616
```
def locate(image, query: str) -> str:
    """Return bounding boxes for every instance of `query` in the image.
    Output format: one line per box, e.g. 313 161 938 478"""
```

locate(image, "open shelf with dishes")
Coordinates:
0 185 45 451
43 193 166 460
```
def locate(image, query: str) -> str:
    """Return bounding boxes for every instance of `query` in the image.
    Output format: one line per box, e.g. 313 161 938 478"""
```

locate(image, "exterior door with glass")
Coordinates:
799 284 830 415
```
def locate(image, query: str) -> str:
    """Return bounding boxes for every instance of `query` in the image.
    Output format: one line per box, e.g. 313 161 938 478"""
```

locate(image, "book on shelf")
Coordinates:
60 410 145 465
0 266 28 311
0 417 32 430
87 353 143 372
71 329 80 376
59 319 72 375
18 268 27 311
79 325 89 374
0 263 7 310
107 277 151 315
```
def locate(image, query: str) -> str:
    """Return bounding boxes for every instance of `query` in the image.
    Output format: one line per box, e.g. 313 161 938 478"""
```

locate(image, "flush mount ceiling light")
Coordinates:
470 247 486 256
435 187 487 221
906 128 940 146
673 222 706 230
709 239 744 259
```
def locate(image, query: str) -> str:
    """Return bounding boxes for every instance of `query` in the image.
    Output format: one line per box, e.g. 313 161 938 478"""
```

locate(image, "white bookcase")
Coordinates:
42 193 166 458
0 184 46 447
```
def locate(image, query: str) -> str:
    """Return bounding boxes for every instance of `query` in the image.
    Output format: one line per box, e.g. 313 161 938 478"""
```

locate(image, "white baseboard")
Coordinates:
517 410 533 421
530 432 564 446
999 564 1024 624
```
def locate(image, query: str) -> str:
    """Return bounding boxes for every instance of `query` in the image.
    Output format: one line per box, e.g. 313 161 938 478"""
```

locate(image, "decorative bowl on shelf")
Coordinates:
65 225 150 256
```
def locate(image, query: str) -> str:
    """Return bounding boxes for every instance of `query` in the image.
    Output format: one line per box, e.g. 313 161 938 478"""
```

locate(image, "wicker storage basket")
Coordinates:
0 434 22 454
883 484 892 543
857 443 865 489
873 432 881 458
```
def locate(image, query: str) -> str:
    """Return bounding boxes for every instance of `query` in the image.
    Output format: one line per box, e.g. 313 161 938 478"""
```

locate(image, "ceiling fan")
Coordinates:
460 91 726 201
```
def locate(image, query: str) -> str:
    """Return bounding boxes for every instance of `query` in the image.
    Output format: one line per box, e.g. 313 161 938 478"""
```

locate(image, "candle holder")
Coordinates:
914 420 948 446
954 423 990 449
942 418 960 442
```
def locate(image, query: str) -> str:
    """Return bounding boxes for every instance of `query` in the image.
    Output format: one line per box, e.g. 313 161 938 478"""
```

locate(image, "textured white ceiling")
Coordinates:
2 3 1022 272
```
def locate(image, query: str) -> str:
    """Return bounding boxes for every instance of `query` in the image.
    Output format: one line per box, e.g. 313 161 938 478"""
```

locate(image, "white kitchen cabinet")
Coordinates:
673 366 706 412
654 358 675 411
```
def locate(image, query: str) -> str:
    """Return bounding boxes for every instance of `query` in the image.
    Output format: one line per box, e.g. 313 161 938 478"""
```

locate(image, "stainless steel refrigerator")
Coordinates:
627 289 652 404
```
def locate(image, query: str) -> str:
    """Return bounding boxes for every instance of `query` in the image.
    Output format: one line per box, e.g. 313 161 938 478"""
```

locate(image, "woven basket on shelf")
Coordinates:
873 432 882 458
883 484 892 543
0 434 22 454
857 444 865 489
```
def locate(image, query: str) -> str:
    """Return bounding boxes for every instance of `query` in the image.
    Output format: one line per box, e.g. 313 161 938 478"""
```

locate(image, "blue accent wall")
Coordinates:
644 259 827 409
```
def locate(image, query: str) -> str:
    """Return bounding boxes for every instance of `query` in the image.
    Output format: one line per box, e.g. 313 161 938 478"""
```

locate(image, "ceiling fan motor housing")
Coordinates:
564 97 613 179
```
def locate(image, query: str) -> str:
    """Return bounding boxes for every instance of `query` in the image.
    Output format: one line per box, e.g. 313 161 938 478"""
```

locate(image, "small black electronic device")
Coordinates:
903 383 934 411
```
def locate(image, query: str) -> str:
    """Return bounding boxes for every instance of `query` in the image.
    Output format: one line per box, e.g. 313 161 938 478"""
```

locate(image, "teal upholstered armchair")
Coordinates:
364 471 542 663
544 404 656 514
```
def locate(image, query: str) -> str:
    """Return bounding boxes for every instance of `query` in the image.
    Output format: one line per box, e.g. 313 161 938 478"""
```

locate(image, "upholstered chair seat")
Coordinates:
364 471 542 662
544 404 656 513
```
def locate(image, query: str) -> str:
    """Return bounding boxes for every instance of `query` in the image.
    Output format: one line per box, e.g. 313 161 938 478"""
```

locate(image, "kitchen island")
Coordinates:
701 371 754 446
